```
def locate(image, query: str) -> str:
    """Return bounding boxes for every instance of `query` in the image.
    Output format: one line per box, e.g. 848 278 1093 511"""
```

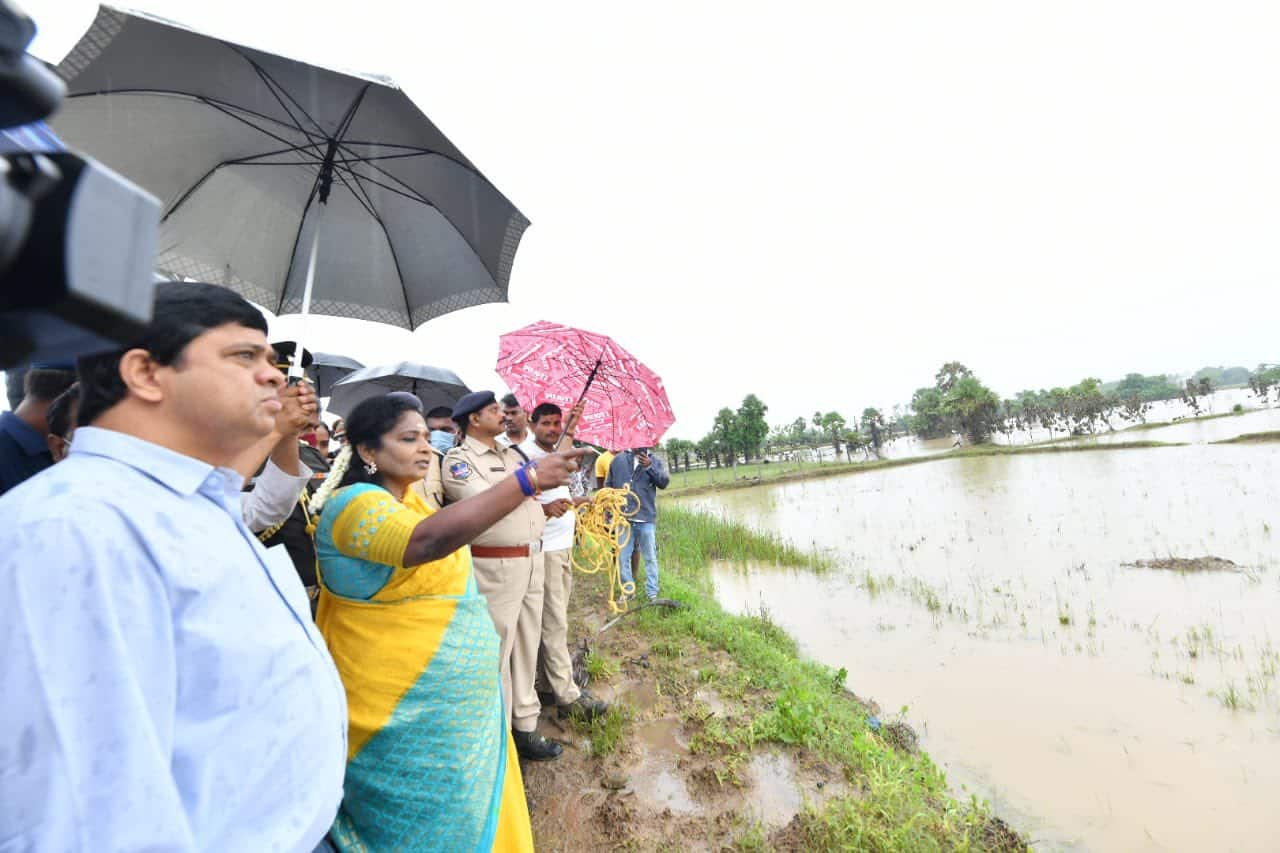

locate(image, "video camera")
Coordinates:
0 0 160 369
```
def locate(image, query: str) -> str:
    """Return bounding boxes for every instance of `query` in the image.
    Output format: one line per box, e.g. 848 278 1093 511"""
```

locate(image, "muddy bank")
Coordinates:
521 509 1028 851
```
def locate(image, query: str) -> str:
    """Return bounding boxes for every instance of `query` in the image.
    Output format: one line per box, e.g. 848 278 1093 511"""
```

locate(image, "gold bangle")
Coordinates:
526 466 541 494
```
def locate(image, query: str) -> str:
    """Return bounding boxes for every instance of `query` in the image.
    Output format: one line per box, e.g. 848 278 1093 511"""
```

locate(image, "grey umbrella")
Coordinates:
326 361 471 418
306 352 363 397
50 5 529 369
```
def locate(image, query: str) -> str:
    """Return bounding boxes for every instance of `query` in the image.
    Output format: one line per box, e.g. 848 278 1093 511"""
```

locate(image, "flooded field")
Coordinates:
684 444 1280 850
1000 388 1279 448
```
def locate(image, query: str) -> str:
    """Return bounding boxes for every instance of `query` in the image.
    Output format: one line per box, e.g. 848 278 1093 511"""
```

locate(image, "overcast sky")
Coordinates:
24 1 1280 438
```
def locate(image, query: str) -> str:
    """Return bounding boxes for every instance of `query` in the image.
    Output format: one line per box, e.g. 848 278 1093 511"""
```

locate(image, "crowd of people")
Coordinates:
0 281 670 852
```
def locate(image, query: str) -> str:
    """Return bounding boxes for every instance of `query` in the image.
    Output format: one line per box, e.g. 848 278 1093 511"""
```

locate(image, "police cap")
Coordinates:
270 340 314 371
452 390 497 422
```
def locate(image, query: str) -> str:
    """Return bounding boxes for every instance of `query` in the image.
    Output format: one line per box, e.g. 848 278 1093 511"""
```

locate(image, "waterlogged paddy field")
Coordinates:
682 444 1280 851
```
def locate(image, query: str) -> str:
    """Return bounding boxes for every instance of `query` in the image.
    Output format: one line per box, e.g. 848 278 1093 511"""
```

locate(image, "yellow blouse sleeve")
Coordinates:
331 488 426 571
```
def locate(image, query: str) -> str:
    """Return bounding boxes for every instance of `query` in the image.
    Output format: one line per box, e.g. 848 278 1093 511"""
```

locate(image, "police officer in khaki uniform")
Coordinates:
444 391 562 761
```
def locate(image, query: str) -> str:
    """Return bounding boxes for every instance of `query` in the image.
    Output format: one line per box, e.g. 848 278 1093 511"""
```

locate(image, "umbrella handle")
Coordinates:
553 356 602 451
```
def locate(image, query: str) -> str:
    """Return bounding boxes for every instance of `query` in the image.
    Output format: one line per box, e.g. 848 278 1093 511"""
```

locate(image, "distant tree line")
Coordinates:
664 362 1274 466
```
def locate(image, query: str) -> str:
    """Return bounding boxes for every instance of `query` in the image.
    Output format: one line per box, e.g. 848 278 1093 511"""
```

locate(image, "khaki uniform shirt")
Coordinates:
409 450 445 511
442 435 545 547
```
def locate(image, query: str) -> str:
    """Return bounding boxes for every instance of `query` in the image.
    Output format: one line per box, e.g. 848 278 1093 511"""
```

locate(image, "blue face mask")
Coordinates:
429 429 456 455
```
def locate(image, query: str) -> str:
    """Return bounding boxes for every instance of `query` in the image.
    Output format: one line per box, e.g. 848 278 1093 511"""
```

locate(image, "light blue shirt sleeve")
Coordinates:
0 512 196 852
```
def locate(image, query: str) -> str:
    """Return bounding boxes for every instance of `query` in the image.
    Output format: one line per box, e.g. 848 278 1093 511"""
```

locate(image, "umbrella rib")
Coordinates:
234 51 330 163
332 150 443 165
340 163 499 294
327 162 378 219
164 143 317 212
333 84 371 143
232 48 331 145
330 162 415 325
340 164 436 208
162 104 320 222
65 89 327 143
331 145 488 183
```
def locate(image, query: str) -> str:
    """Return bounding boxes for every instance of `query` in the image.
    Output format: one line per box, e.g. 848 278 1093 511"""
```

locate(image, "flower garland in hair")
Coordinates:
309 444 352 514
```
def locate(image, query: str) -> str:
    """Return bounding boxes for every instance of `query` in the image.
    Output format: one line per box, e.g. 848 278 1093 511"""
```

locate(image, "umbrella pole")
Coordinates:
289 142 337 381
288 205 325 381
554 356 603 451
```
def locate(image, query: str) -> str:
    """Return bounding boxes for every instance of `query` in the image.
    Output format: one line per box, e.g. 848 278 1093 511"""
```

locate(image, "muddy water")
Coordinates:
685 444 1280 851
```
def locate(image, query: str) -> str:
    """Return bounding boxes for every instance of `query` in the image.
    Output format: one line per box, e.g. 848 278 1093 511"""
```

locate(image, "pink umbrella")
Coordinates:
496 321 675 451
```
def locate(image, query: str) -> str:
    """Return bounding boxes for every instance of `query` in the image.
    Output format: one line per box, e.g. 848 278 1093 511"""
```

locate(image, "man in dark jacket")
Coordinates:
605 447 670 601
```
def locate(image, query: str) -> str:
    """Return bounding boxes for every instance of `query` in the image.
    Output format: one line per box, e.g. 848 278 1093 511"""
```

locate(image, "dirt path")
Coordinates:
521 594 890 850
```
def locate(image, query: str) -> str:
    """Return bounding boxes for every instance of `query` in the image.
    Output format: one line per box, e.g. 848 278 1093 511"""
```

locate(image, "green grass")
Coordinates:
1212 430 1280 445
571 704 629 756
585 650 619 681
659 504 832 570
593 507 1031 850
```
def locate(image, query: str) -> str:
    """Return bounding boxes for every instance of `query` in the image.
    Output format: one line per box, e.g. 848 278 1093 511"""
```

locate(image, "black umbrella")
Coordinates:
51 5 530 374
307 352 363 397
326 361 470 418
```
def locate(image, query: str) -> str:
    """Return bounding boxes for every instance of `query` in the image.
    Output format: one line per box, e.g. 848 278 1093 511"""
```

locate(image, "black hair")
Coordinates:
530 402 562 423
339 393 426 488
425 405 453 421
314 422 330 438
23 368 76 403
76 281 269 427
46 382 80 438
500 393 521 409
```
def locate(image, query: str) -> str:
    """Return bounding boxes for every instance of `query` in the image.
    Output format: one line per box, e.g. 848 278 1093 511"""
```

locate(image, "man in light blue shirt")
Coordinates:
0 282 347 852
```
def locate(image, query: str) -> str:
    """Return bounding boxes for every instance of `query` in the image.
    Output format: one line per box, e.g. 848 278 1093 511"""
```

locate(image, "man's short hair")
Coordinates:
500 393 520 409
76 281 269 427
425 405 453 421
46 383 80 439
23 368 76 403
530 402 562 423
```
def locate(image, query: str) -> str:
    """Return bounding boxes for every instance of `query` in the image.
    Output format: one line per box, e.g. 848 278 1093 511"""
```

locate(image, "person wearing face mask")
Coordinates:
410 405 458 511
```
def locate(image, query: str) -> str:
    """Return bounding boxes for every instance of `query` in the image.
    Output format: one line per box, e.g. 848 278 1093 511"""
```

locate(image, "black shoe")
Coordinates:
536 689 556 707
559 690 609 723
513 729 562 761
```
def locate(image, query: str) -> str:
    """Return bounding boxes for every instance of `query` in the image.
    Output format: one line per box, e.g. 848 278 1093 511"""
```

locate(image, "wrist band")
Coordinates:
514 466 535 497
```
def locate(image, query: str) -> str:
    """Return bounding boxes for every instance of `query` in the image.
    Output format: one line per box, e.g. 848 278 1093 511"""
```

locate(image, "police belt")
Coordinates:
471 541 542 559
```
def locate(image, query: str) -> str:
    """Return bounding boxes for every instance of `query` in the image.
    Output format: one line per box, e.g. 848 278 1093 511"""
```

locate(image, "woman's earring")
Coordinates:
364 460 378 475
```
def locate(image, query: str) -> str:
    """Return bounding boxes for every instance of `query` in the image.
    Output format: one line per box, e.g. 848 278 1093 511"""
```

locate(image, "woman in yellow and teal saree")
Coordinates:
311 392 584 851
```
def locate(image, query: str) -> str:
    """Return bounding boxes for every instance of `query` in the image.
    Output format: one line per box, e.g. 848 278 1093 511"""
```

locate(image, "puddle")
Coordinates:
744 750 846 828
746 752 804 826
636 716 689 752
629 756 701 816
693 687 728 717
609 678 660 712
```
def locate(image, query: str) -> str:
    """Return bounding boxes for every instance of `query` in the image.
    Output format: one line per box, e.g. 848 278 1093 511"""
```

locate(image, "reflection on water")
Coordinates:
1065 404 1280 446
996 388 1279 448
685 444 1280 851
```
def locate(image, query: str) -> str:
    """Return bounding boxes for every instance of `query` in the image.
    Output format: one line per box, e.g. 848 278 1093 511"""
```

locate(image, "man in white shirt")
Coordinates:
238 377 318 532
497 392 529 448
521 401 608 721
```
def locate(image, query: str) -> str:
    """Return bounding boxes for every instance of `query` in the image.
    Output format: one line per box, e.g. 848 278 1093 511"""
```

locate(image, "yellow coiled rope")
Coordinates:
572 486 638 613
